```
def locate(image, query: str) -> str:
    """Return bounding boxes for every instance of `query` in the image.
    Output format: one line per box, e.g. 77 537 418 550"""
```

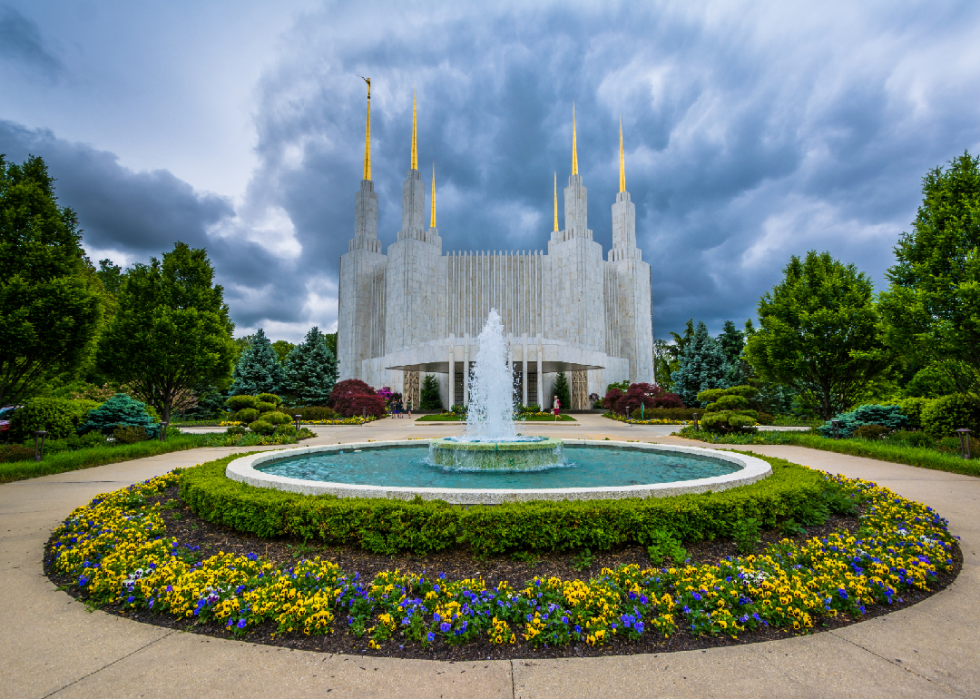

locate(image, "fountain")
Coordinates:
428 310 564 470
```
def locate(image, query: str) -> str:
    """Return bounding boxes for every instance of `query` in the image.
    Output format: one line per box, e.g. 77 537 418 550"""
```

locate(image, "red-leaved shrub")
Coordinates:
329 379 377 417
607 383 685 415
350 394 386 418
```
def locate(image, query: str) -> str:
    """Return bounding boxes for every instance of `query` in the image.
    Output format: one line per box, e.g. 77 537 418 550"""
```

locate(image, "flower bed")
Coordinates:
46 461 957 656
604 413 691 426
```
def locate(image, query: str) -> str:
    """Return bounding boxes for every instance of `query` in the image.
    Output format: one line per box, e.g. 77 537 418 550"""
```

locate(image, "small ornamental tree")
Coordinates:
553 372 571 410
329 379 377 417
350 393 386 418
604 387 625 414
229 328 284 396
671 321 731 407
419 374 443 411
697 385 760 433
617 383 685 416
80 394 159 438
281 326 337 405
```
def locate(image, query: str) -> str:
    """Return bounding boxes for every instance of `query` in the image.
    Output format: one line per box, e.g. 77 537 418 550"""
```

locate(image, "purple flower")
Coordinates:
440 622 451 633
237 619 247 629
426 632 435 642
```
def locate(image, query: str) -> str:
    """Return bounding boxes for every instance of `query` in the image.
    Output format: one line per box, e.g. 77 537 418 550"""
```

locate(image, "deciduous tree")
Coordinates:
745 251 889 419
98 242 236 422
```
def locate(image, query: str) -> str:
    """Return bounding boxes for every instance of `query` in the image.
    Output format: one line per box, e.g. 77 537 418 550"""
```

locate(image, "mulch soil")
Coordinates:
45 485 963 661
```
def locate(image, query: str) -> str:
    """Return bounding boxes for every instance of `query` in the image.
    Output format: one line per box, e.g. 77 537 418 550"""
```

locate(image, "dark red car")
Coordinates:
0 405 21 438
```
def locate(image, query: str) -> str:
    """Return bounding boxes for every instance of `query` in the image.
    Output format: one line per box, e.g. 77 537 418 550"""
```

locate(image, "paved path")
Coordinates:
2 415 977 698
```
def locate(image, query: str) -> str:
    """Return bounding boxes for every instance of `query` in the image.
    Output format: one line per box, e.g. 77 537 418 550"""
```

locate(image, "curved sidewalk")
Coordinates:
0 422 977 698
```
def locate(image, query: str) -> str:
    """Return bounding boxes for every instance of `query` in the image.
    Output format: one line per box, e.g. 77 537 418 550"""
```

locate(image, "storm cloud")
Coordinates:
2 1 980 342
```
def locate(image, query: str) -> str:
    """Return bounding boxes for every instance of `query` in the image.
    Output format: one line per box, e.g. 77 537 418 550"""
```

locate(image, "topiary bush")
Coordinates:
233 408 259 423
921 394 980 438
226 395 259 412
261 411 292 425
257 393 282 406
274 424 297 437
254 401 276 413
696 386 759 433
819 404 910 438
79 394 159 438
9 398 98 441
248 420 275 435
225 426 247 435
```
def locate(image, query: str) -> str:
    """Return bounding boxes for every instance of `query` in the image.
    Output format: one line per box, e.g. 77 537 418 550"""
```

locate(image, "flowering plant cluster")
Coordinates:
604 413 691 425
301 416 374 426
218 421 243 427
49 472 955 651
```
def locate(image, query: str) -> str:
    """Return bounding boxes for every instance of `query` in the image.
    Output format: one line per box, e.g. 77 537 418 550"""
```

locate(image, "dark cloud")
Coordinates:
4 1 980 344
0 5 63 80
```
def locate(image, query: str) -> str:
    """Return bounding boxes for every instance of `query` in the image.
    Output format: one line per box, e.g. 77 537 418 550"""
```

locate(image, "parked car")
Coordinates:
0 405 22 438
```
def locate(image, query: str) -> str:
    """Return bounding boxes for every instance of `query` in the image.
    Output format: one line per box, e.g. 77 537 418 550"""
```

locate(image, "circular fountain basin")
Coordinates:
225 440 772 505
429 436 564 470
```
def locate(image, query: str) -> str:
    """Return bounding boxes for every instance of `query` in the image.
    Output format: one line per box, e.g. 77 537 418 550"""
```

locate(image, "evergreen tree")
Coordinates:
717 321 744 366
281 326 337 405
671 321 731 406
419 373 443 410
553 372 571 409
229 328 284 396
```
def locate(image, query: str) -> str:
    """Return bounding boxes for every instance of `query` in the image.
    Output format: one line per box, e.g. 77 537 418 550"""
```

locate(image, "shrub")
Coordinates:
329 379 378 417
226 395 259 411
254 401 276 413
350 394 386 418
290 406 337 421
9 398 97 441
756 411 775 425
617 383 685 416
819 404 910 438
0 444 35 462
113 426 149 444
274 424 297 437
553 372 571 410
696 385 759 433
225 426 247 435
257 393 282 406
248 420 276 435
603 388 625 414
921 394 980 438
854 424 890 440
701 411 756 433
897 397 932 430
80 394 160 438
234 408 260 423
179 453 828 557
261 411 292 425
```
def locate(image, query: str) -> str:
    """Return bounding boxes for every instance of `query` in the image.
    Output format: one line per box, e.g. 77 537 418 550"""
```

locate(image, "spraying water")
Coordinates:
463 308 518 442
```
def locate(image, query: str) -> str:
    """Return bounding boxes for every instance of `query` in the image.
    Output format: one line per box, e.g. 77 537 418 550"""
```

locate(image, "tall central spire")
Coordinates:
571 103 579 175
411 88 418 170
430 162 437 228
553 172 559 231
619 117 625 192
361 77 371 181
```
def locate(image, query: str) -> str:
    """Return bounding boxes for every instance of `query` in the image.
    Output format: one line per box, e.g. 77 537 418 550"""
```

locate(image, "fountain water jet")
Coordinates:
429 309 564 470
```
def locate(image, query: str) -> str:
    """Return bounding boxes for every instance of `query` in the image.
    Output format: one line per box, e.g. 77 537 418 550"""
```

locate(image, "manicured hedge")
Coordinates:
179 452 828 557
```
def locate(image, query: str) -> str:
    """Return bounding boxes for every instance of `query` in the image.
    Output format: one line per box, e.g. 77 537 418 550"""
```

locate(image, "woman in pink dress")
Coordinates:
553 395 561 421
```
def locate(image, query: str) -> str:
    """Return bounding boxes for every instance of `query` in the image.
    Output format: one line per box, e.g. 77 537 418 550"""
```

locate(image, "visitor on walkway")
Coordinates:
395 399 403 418
405 398 412 420
553 395 561 421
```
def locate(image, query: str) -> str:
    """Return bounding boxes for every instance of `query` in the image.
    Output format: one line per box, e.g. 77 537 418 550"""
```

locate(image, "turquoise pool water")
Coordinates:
256 445 739 490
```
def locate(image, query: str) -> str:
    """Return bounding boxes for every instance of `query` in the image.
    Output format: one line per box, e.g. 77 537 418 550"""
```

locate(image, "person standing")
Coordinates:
553 395 561 421
405 398 412 420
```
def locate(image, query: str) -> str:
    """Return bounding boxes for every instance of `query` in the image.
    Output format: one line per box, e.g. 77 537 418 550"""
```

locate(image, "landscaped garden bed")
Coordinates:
417 413 577 422
45 452 960 659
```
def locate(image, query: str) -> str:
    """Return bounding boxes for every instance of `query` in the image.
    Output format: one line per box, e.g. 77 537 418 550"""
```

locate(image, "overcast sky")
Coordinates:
2 1 979 343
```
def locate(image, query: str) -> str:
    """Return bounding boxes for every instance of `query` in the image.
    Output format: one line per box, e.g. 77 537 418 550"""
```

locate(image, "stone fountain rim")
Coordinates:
225 440 773 505
430 436 563 451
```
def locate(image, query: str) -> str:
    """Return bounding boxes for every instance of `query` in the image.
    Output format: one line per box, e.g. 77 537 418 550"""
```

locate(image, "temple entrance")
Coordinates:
571 370 588 410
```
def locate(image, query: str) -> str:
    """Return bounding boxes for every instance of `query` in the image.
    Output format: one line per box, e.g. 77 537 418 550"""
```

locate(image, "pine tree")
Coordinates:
419 373 443 410
281 326 337 405
229 328 284 396
671 321 731 406
553 372 571 410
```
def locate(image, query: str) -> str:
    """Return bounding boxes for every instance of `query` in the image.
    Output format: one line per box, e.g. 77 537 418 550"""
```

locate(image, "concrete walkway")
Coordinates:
1 415 977 698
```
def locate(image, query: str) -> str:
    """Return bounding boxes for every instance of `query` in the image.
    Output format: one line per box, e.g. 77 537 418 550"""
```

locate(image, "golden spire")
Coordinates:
553 172 559 231
411 87 418 170
360 76 371 180
571 103 578 175
619 116 625 192
430 162 437 228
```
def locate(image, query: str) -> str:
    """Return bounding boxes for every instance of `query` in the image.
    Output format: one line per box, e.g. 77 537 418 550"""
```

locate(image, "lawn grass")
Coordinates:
415 414 577 422
0 434 212 484
677 427 980 478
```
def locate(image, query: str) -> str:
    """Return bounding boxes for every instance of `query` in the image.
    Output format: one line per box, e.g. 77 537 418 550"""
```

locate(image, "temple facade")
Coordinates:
337 87 654 409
